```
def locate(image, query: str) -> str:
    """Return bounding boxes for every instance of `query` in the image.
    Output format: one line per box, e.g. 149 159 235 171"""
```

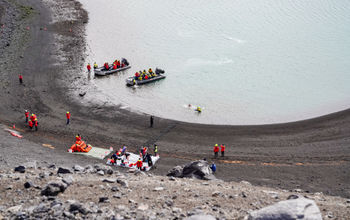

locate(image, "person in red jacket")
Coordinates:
66 111 71 125
19 74 23 84
25 110 29 123
28 120 33 130
136 158 143 170
34 119 38 131
30 113 36 122
113 63 117 70
87 63 91 72
221 144 225 157
213 144 219 158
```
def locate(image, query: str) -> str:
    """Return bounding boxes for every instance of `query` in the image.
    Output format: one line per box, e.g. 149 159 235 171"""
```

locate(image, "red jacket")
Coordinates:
34 120 38 126
113 64 117 70
66 112 71 119
214 146 219 153
30 114 36 122
87 64 91 71
19 75 23 80
25 112 29 118
221 145 225 152
28 121 33 128
136 160 143 168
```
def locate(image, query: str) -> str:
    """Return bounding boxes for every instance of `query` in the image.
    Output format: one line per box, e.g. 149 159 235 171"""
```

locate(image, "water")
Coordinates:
79 0 350 125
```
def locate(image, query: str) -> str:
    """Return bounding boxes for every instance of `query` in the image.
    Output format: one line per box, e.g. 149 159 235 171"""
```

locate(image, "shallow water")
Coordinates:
80 0 350 125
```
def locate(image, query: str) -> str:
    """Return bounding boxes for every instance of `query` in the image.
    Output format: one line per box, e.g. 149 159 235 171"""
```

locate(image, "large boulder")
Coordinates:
247 197 322 220
167 160 216 180
41 181 68 196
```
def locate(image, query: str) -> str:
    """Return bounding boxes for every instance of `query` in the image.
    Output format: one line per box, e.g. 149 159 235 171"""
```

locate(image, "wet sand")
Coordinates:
0 0 349 198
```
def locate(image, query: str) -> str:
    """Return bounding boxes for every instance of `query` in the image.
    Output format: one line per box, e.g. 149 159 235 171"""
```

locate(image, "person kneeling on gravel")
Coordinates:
210 162 216 173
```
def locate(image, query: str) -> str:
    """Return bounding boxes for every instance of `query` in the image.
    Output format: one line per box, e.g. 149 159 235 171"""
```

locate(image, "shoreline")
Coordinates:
0 0 349 198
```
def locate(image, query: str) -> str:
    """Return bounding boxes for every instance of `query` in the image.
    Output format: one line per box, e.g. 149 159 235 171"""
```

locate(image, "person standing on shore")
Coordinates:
19 74 23 84
150 115 154 128
66 111 71 125
210 162 216 173
221 144 225 157
28 120 33 130
213 144 219 158
87 63 91 72
154 144 158 156
25 110 29 123
34 118 38 131
136 158 143 170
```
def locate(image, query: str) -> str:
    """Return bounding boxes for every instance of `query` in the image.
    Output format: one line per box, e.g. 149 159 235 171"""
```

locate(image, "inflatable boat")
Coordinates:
126 68 166 86
94 58 131 76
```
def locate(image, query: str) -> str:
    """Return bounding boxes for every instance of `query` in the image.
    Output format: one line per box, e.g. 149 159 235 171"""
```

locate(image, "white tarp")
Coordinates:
107 152 160 171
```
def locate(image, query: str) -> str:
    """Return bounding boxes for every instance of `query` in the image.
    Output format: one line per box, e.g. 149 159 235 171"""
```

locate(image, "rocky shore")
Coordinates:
0 163 349 219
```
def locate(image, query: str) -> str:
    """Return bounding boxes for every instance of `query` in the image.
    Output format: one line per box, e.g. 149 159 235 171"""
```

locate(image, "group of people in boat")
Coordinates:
134 68 158 81
87 58 129 72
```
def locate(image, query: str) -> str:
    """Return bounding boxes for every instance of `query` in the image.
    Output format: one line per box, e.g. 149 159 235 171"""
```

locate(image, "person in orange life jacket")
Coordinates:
87 63 91 72
136 158 143 170
34 118 38 131
213 144 219 158
28 120 33 130
66 111 71 125
25 110 29 123
221 144 225 157
19 74 23 84
113 63 117 70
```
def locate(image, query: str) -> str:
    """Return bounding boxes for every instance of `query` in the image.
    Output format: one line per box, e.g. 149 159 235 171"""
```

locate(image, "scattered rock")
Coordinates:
102 178 117 183
41 181 68 196
185 214 216 220
99 197 109 203
57 167 72 174
6 205 22 214
212 191 221 197
62 175 74 185
97 170 104 176
24 181 33 189
153 187 164 191
117 179 128 187
113 193 121 199
165 199 174 207
73 164 84 172
14 166 25 173
247 197 322 220
169 176 176 181
287 194 299 200
137 203 149 211
69 202 88 215
111 186 119 192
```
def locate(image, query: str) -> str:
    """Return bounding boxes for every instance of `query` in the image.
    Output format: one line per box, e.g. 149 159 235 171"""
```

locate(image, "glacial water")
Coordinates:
79 0 350 125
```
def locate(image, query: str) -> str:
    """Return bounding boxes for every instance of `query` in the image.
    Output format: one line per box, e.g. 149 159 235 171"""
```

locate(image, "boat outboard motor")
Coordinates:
122 58 129 66
155 68 165 75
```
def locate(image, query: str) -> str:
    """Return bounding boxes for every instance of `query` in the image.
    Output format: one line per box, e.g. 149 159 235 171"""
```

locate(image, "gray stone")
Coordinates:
169 176 176 181
33 203 49 213
117 179 128 187
165 199 174 207
111 186 119 192
212 191 221 197
113 193 122 199
247 197 322 220
102 178 117 183
184 214 215 220
63 211 75 218
69 202 88 215
6 205 22 213
137 203 149 211
41 181 68 196
6 185 13 190
24 181 33 189
73 164 84 172
99 197 109 203
62 176 74 185
14 166 25 173
57 167 72 174
153 187 164 191
97 170 105 176
84 165 94 173
39 172 48 179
